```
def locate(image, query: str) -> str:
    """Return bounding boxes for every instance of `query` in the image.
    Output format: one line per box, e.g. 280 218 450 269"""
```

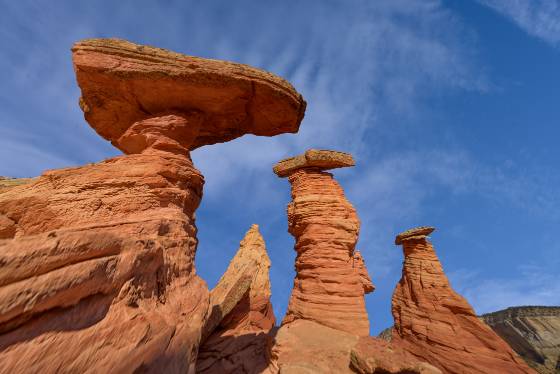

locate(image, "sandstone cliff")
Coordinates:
391 226 535 374
482 306 560 374
0 38 305 374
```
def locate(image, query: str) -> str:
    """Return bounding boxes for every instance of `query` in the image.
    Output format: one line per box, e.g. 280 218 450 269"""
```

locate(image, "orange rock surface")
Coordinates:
0 150 208 373
0 38 305 373
72 38 306 151
391 227 535 374
268 319 440 374
197 225 275 374
274 149 372 336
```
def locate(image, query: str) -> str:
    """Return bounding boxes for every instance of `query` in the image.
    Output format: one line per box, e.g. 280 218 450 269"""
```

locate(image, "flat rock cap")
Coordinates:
395 226 435 245
72 38 306 150
273 149 355 177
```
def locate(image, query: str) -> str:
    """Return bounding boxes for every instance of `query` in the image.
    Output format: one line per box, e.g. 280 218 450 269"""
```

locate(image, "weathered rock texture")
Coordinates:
273 150 373 336
197 225 275 374
481 306 560 374
391 226 535 374
0 150 209 373
0 38 305 373
268 319 441 374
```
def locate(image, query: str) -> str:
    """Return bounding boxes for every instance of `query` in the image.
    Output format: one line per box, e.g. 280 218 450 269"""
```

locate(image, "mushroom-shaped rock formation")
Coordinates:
273 149 373 336
72 38 306 152
391 226 535 374
0 38 305 373
197 224 275 374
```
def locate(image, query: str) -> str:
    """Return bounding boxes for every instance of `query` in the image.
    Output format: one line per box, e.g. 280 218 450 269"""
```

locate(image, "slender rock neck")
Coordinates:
401 237 437 258
116 113 203 157
287 168 342 196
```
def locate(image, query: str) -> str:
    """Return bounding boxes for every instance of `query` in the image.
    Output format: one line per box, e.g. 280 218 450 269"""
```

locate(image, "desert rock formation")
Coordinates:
197 224 275 374
391 226 535 374
273 149 372 336
482 306 560 374
0 38 305 373
269 319 441 374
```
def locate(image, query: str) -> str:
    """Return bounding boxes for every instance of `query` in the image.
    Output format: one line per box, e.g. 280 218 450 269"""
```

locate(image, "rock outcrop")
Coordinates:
273 149 372 336
0 38 305 373
481 306 560 374
391 226 535 374
269 319 441 374
197 224 275 374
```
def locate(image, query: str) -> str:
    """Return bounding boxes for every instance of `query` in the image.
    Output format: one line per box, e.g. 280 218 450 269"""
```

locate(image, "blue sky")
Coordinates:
1 0 559 334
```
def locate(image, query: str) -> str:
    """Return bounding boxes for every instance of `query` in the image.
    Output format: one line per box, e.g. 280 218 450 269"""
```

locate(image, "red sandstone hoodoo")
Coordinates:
273 149 373 336
391 226 535 374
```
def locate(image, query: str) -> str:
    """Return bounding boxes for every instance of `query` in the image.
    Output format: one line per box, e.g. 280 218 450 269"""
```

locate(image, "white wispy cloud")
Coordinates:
477 0 560 46
450 265 560 313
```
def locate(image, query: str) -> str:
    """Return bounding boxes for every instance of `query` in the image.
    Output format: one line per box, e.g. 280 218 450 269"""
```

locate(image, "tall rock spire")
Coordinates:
197 224 275 374
391 226 535 373
273 149 373 336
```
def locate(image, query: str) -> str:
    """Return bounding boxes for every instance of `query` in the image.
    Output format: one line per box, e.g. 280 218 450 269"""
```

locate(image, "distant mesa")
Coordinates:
481 306 560 374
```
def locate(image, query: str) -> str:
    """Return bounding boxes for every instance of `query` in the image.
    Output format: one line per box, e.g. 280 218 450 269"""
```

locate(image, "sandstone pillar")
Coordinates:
273 149 373 336
391 226 535 374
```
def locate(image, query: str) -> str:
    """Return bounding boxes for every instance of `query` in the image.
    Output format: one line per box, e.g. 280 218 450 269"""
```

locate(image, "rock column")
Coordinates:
391 226 535 374
274 149 373 336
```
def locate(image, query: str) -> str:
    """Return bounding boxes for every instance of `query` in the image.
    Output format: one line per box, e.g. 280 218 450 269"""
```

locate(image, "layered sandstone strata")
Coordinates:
197 225 275 374
273 149 373 336
391 226 535 374
481 306 560 374
0 38 305 373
